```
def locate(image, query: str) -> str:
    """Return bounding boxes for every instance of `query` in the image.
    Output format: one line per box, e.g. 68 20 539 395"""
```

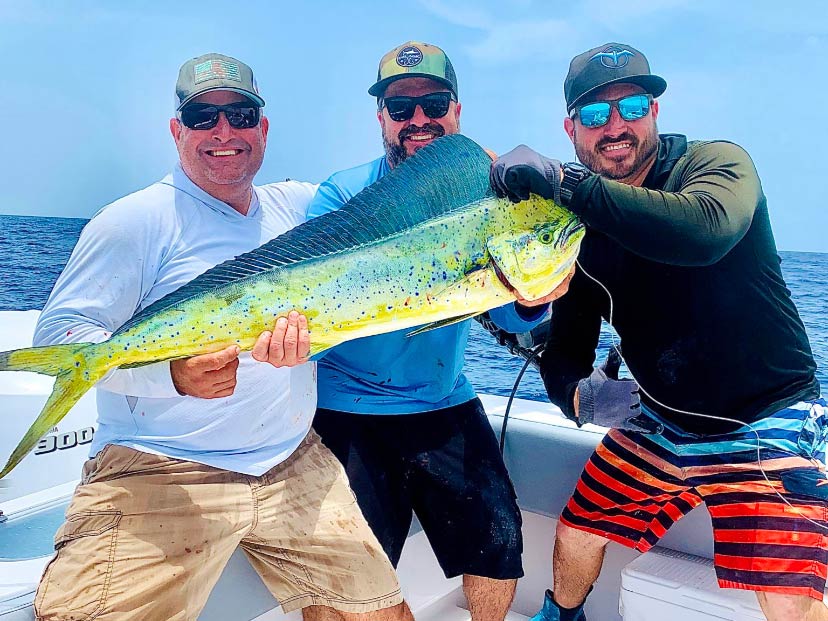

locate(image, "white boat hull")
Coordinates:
0 311 787 620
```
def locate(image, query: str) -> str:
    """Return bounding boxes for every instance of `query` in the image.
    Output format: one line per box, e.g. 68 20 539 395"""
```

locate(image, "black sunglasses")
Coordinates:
179 102 261 130
382 92 455 122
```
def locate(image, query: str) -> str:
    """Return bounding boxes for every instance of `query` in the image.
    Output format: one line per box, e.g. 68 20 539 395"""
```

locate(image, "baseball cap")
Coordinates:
175 53 265 111
564 43 666 112
368 41 458 98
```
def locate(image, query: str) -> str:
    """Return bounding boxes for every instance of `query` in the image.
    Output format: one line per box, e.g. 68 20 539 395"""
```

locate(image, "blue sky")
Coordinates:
1 0 826 252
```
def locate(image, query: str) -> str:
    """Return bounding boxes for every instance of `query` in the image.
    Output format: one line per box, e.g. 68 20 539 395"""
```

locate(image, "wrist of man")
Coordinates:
561 382 586 426
574 377 595 427
559 163 593 207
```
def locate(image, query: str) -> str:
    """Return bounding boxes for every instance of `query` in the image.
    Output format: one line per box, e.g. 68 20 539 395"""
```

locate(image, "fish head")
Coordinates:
486 203 585 301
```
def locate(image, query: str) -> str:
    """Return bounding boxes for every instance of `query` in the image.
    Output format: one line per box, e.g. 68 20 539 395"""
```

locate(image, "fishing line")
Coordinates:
575 258 828 533
474 313 542 455
500 349 541 455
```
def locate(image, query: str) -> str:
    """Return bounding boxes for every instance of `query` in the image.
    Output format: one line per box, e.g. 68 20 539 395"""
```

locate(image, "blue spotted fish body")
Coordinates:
0 135 584 477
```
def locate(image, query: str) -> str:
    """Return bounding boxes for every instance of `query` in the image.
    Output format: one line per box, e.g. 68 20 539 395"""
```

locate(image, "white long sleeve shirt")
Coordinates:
34 166 318 475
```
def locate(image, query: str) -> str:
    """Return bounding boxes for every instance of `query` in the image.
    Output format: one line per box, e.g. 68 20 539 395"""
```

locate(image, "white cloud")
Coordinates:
416 0 494 30
581 0 697 19
415 0 707 64
726 5 828 35
805 35 826 50
416 1 574 63
0 1 152 25
0 1 58 24
464 19 575 63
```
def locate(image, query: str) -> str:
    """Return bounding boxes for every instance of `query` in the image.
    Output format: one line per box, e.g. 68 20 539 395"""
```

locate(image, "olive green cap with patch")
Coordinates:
175 52 265 111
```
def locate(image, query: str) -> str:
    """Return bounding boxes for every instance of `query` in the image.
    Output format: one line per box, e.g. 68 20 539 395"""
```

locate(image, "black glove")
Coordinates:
576 347 658 433
490 145 562 204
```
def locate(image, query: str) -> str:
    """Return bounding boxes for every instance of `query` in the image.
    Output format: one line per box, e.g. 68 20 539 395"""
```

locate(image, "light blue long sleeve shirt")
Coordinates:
307 155 547 414
34 167 318 475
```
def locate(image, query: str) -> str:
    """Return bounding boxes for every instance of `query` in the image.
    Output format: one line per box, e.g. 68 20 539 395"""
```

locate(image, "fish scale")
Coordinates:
0 134 584 478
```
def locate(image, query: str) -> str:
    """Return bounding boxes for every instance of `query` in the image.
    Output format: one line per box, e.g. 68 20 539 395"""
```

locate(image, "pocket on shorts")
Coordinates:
34 511 121 619
82 444 142 484
796 401 828 461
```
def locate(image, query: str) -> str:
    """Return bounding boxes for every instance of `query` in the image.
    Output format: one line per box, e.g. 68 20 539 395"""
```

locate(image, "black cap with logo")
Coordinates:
564 43 666 112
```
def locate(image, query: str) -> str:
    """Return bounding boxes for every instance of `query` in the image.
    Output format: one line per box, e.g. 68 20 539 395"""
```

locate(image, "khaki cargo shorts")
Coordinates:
34 431 403 620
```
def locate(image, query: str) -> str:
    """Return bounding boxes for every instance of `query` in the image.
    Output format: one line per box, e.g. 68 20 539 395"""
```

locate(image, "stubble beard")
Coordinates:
383 122 448 169
575 122 659 182
202 167 250 186
182 148 261 189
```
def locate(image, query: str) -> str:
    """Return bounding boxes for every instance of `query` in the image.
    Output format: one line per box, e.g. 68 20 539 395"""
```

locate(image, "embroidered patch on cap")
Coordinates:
396 46 423 68
590 47 635 69
193 59 242 84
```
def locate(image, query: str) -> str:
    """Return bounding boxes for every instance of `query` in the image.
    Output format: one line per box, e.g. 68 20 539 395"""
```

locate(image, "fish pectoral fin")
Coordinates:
405 313 482 337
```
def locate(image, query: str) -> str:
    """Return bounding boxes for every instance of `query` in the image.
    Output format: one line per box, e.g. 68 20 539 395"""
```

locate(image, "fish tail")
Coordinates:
0 342 91 376
0 342 109 479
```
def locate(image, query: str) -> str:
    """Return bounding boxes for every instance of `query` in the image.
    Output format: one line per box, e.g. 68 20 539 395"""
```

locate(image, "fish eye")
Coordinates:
538 230 556 245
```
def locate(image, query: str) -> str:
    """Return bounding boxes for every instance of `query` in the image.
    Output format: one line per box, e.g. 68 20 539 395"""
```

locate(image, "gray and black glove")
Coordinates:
576 347 658 433
490 145 562 204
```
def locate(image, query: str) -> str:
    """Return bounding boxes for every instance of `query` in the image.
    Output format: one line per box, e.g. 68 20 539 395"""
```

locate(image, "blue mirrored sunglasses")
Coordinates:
573 94 652 128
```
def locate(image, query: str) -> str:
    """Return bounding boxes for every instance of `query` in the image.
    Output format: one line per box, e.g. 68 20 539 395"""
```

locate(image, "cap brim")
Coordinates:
368 73 456 97
568 74 667 111
177 87 266 111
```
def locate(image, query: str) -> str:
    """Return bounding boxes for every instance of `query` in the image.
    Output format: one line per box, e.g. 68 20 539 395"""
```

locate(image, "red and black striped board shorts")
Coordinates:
561 399 828 599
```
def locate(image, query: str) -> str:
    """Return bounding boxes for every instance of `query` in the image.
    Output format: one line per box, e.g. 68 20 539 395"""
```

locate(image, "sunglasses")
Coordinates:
573 94 652 128
179 102 261 130
382 92 455 122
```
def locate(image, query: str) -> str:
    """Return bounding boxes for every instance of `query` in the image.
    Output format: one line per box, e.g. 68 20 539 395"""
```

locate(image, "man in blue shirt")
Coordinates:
304 41 571 621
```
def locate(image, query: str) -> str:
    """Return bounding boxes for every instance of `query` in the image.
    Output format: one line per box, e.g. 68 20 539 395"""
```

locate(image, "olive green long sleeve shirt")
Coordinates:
540 134 818 434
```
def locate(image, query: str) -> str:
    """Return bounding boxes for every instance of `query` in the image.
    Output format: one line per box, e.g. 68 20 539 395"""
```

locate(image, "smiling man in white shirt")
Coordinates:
32 52 411 621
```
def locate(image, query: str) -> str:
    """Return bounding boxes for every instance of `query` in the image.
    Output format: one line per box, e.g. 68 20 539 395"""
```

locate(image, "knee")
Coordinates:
301 606 332 621
755 591 827 621
555 520 609 552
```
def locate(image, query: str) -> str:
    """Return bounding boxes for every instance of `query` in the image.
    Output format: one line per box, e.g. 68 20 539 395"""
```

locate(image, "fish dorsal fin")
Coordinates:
115 134 494 336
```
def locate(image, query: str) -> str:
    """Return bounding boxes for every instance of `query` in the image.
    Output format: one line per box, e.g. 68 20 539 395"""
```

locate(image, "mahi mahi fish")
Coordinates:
0 134 584 478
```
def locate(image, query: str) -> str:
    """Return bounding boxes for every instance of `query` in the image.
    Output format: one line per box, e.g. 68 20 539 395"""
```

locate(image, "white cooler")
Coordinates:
620 548 766 620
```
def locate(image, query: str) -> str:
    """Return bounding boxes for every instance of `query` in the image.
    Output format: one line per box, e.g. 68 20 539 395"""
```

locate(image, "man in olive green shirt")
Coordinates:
492 42 825 621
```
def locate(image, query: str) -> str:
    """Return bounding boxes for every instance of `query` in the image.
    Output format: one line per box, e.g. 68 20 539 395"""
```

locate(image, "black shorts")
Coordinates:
312 398 523 580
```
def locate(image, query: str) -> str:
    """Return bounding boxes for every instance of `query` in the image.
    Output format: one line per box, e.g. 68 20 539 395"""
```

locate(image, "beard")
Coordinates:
383 122 446 168
575 122 659 182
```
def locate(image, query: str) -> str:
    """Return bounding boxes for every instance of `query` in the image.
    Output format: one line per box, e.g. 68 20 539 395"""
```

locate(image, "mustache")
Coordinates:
397 123 445 141
596 132 638 150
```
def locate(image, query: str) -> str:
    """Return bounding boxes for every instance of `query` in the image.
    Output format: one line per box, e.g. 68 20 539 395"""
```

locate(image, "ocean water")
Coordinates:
1 214 825 401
